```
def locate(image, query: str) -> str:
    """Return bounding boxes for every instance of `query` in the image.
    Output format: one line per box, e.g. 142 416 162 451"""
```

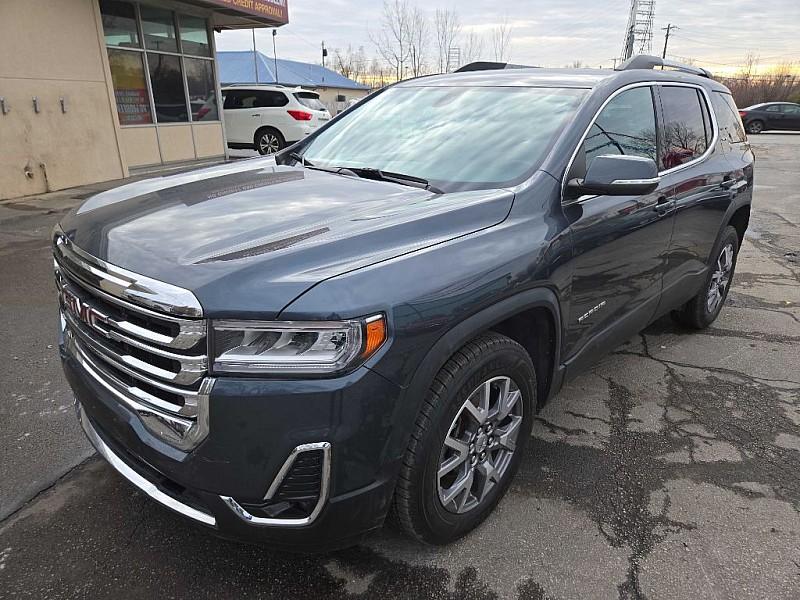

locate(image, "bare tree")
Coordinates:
461 30 484 64
434 8 461 73
333 45 367 81
368 56 391 89
371 0 413 81
407 6 429 77
490 17 513 62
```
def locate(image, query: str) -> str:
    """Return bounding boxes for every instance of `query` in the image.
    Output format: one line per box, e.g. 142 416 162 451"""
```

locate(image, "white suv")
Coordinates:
221 85 332 155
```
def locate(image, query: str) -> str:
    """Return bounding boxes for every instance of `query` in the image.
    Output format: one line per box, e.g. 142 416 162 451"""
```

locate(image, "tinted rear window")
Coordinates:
712 92 747 144
294 92 327 111
659 86 708 169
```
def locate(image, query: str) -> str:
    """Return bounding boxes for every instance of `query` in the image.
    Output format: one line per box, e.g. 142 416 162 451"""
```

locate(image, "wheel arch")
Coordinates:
403 286 563 417
728 203 751 248
253 125 284 147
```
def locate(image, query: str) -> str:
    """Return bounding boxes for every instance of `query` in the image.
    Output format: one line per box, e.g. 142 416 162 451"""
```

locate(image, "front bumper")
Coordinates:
63 339 405 550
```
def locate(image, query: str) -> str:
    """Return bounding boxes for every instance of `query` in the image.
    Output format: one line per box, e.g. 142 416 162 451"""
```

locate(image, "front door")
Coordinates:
563 85 675 373
222 90 262 145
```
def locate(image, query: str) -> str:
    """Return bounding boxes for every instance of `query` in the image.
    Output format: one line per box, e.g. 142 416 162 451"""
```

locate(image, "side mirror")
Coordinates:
567 155 660 197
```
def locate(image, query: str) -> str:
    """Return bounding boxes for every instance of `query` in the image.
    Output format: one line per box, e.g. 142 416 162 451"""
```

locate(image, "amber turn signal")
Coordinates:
362 315 387 358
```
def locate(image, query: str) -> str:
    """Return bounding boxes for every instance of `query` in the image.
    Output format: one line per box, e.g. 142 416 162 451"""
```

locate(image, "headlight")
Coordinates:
211 315 386 375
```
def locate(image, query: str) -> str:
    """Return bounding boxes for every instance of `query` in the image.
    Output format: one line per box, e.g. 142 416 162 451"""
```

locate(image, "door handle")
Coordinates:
654 195 670 214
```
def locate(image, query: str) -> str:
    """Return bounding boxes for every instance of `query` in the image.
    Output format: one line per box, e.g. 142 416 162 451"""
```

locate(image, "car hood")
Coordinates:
59 158 515 318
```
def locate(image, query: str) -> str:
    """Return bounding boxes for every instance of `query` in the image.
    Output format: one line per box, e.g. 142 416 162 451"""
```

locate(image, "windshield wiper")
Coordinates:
343 167 444 194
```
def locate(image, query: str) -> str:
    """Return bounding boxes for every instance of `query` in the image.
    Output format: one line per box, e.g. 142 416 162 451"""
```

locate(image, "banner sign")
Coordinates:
206 0 288 24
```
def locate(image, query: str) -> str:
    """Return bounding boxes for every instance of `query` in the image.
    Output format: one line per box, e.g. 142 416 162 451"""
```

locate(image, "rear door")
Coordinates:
782 104 800 130
656 85 742 311
563 85 676 372
763 104 785 129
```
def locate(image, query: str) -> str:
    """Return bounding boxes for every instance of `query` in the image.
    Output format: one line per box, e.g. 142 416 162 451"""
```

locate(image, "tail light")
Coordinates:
287 109 313 121
738 110 747 117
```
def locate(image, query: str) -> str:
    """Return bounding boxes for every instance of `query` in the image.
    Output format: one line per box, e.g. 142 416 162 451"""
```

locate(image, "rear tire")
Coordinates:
672 226 739 330
255 128 284 155
746 120 764 134
391 332 536 545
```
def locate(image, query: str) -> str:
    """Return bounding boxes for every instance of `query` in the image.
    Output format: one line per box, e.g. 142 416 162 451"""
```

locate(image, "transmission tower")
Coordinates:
620 0 656 62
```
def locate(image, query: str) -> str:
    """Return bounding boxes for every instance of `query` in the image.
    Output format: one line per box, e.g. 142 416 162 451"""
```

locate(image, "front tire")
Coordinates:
673 226 740 329
391 332 536 544
746 120 764 134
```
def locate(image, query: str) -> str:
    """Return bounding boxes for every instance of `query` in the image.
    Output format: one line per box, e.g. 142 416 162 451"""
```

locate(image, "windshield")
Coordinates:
299 85 587 189
294 92 327 111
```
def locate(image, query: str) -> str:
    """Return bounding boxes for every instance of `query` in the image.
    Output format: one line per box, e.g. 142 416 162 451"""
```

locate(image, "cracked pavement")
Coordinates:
1 134 798 599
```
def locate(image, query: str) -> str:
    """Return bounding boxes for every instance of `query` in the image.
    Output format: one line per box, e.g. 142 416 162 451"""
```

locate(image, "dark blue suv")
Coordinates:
55 56 753 549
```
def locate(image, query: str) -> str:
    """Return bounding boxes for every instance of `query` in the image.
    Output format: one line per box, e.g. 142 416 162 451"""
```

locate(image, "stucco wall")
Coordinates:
0 0 126 199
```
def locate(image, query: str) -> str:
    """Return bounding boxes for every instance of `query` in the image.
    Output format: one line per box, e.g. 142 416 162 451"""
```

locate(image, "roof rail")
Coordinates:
455 61 538 73
615 54 712 78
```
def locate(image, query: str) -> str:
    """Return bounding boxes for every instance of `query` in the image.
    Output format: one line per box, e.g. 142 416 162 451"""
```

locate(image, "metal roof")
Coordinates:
217 51 369 90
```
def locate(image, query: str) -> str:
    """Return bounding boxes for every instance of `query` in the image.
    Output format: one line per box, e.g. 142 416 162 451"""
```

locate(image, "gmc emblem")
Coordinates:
62 287 108 335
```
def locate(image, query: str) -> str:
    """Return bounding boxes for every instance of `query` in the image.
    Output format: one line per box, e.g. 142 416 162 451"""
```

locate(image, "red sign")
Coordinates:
206 0 289 24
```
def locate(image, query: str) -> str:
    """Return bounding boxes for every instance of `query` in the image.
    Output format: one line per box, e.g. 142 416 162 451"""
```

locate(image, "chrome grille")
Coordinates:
54 228 212 450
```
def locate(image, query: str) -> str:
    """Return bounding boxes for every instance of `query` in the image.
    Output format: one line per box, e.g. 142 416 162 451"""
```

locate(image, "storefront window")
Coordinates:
179 15 211 57
100 0 140 48
99 1 220 126
185 58 218 121
148 54 188 122
140 6 179 53
107 49 153 125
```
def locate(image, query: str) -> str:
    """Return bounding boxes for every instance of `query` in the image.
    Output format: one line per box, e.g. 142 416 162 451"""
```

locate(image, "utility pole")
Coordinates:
252 28 258 83
272 29 278 83
321 41 327 68
661 23 677 59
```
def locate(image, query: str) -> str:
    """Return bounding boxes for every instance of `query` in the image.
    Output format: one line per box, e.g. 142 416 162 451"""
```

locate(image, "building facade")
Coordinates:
0 0 287 200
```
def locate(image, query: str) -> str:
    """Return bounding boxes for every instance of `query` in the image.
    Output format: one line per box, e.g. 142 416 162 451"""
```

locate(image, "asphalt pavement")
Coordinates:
0 134 798 599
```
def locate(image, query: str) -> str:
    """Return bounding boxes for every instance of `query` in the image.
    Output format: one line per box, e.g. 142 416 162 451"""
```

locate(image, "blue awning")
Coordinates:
217 51 369 90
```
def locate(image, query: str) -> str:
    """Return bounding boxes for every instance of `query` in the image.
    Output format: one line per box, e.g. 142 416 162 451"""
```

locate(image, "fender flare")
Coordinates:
400 285 563 420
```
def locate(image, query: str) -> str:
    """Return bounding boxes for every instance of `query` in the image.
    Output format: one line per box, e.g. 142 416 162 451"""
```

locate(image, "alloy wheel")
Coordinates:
707 243 734 313
437 376 523 514
258 132 281 154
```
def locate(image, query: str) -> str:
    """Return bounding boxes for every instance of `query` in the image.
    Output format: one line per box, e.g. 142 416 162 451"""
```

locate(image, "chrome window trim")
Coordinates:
220 442 332 528
78 403 216 526
561 80 719 206
610 177 662 185
54 226 204 318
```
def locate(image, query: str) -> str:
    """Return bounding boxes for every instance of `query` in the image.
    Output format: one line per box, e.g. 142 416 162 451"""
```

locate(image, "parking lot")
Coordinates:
0 134 798 599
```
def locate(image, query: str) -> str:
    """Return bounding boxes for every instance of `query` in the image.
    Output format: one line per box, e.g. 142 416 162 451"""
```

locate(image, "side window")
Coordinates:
255 91 289 108
581 86 657 171
784 105 800 115
765 105 781 113
240 93 259 108
712 92 747 144
659 86 708 169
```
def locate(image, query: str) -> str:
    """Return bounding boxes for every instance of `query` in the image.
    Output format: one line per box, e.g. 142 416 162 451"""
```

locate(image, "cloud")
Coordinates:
214 0 800 70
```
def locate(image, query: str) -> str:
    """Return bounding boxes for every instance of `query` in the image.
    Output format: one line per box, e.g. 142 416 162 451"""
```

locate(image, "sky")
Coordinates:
215 0 800 75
